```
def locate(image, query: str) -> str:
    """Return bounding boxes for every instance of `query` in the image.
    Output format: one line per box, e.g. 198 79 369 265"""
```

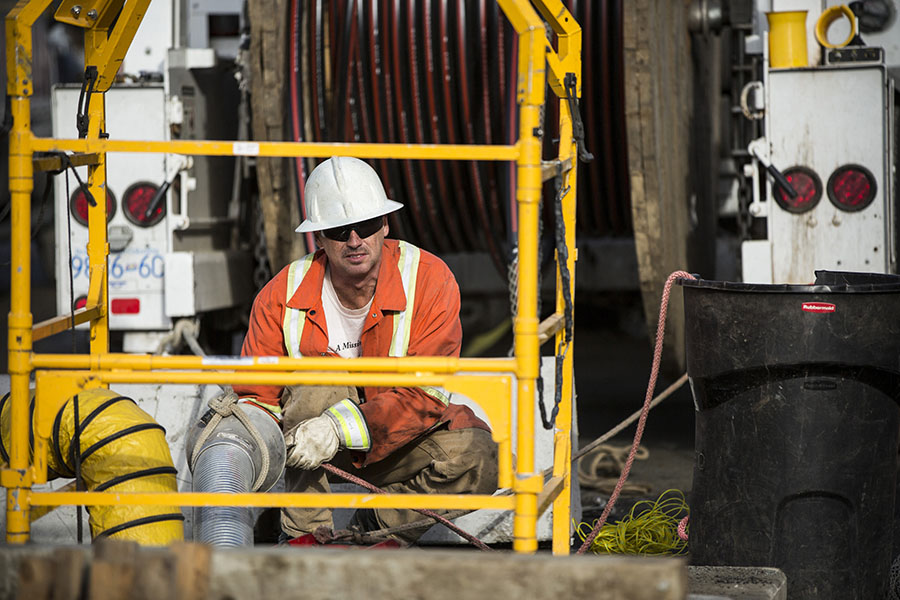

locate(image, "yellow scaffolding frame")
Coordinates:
4 0 582 554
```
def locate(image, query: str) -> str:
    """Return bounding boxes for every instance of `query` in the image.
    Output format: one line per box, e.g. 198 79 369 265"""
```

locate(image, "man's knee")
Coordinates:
424 428 498 493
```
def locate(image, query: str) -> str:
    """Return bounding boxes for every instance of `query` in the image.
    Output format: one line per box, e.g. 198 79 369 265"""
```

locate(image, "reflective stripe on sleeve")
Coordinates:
238 398 282 422
389 241 420 357
419 386 451 406
325 399 371 451
281 254 316 358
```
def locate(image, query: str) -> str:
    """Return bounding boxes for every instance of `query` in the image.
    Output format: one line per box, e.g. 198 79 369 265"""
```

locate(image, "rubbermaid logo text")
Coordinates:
801 302 836 313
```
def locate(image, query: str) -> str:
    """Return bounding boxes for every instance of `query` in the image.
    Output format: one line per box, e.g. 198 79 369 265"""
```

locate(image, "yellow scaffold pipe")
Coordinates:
31 353 518 374
544 0 583 557
3 0 53 542
498 0 547 554
29 138 520 161
31 491 515 511
83 29 112 359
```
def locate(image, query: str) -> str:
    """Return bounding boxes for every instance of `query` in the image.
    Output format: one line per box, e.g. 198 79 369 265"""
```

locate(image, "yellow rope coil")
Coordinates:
576 489 689 555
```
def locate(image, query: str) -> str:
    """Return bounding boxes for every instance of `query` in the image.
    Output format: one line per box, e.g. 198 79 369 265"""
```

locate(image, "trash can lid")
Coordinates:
677 270 900 294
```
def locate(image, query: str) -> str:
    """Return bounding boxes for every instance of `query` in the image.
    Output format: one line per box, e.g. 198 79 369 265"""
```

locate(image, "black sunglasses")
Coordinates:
321 216 385 242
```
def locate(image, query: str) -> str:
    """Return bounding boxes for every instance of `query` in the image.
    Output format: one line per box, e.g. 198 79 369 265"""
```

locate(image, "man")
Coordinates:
234 156 497 542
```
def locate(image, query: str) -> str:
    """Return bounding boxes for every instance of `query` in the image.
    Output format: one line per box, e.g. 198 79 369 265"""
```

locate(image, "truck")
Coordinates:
738 0 898 284
51 0 252 355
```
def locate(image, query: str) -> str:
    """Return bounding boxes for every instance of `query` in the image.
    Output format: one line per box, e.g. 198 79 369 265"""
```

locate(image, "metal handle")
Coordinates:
748 138 797 199
144 179 171 219
766 163 798 199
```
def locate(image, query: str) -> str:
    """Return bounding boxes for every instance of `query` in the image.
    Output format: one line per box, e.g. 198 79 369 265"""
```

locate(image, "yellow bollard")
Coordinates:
767 11 809 68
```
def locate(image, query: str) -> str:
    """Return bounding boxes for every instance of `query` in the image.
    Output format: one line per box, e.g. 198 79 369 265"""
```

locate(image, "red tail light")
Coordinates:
70 188 115 226
827 164 877 212
123 182 166 227
73 295 87 310
773 167 821 214
111 298 141 314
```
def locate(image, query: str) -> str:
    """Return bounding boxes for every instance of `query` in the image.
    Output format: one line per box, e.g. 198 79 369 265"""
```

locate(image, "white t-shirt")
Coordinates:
322 267 372 358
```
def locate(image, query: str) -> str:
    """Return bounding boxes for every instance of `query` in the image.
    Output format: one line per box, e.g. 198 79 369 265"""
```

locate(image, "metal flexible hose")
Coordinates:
192 443 256 547
186 394 286 547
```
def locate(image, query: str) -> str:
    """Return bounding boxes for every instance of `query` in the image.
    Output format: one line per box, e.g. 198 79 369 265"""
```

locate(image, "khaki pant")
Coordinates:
280 385 498 543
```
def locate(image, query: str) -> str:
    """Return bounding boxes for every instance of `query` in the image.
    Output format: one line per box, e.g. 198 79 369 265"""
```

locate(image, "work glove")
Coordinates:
284 413 341 470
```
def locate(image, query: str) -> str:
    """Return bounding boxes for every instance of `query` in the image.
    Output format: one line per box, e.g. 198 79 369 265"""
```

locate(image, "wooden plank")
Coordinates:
33 305 103 342
541 157 573 182
624 0 692 371
15 556 54 600
249 0 306 272
51 548 88 600
537 313 564 344
171 542 212 600
33 152 101 172
132 550 177 600
536 476 566 518
88 540 138 600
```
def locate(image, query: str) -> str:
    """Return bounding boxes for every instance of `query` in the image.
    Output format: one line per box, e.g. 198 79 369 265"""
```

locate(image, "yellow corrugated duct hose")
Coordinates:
0 388 184 544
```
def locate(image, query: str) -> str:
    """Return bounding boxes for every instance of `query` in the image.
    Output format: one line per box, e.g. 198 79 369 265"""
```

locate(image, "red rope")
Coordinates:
321 463 493 552
322 269 695 553
576 270 696 555
677 515 689 541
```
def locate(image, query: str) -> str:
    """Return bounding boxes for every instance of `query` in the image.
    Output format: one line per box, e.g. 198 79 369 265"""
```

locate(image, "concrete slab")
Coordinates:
210 548 685 600
688 566 787 600
0 543 688 600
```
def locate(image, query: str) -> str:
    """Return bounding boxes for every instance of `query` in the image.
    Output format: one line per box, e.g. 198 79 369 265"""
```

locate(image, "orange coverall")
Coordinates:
235 239 490 466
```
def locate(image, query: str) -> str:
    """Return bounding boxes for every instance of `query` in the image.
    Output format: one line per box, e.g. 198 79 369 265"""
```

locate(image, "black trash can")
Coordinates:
681 271 900 599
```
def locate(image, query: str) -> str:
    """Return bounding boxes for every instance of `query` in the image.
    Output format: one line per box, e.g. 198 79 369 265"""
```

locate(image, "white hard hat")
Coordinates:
296 157 403 233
